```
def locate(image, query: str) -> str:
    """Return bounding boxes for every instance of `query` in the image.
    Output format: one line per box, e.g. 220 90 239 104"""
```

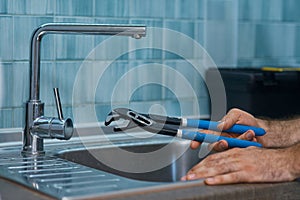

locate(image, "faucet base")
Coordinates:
21 150 45 157
22 101 45 155
22 134 45 156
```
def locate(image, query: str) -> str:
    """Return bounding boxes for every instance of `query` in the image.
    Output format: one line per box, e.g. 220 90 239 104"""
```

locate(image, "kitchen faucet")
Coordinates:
22 23 146 155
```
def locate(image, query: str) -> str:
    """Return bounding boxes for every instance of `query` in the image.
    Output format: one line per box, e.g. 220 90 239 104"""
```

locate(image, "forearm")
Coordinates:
257 118 300 148
288 142 300 179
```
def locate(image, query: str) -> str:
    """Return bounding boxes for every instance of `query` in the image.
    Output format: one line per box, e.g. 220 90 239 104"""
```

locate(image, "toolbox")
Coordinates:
206 67 300 118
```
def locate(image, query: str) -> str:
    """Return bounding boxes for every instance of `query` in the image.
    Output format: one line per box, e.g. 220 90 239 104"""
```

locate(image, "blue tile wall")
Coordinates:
282 0 300 22
163 59 207 100
8 0 54 15
94 0 129 17
11 62 29 107
164 20 195 59
0 63 13 108
254 23 295 58
165 0 199 19
238 23 256 59
56 0 93 16
0 109 13 128
13 16 54 60
129 0 166 18
238 0 283 21
0 0 299 129
205 20 238 66
95 60 131 103
0 0 7 14
207 0 237 20
295 26 300 58
0 16 13 61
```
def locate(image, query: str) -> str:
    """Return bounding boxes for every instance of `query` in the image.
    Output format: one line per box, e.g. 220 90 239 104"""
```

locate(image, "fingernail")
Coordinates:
220 142 226 150
205 177 215 184
181 176 187 181
246 132 253 140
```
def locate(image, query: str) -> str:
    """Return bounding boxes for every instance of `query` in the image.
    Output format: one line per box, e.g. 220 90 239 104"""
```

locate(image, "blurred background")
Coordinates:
0 0 299 129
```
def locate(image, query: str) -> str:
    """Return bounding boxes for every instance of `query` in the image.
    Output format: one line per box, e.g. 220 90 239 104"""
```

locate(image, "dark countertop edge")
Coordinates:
0 168 299 200
101 181 300 200
0 177 54 200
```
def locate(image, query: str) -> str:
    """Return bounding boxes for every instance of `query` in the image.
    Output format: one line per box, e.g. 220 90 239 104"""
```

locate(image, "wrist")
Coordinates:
256 119 269 133
255 118 273 147
287 143 300 179
255 118 300 148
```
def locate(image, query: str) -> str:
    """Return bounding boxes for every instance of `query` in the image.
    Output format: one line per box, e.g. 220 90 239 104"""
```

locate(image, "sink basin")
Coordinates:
0 132 206 199
58 136 202 182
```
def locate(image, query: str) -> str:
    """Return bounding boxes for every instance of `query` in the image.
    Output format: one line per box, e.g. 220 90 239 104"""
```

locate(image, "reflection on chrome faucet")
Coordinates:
30 88 73 140
22 23 147 155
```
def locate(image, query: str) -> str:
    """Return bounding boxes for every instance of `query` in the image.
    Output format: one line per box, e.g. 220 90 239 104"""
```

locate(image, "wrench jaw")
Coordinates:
104 112 120 126
104 108 144 132
105 108 178 137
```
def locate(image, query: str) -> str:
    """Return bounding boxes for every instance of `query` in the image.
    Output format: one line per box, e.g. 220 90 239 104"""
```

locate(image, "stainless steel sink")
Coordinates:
58 136 201 182
0 131 205 199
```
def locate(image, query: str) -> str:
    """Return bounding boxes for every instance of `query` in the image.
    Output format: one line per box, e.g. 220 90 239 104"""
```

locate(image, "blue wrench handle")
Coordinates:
186 119 266 136
179 130 263 148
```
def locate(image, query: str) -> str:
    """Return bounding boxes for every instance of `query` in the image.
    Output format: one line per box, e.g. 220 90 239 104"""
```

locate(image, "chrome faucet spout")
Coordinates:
23 23 147 155
29 23 146 101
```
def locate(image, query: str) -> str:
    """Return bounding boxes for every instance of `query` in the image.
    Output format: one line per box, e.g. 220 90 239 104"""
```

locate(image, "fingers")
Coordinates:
187 150 236 177
190 129 216 149
190 140 228 152
209 130 255 152
182 148 247 181
189 110 258 151
181 147 265 185
209 140 228 151
218 109 241 130
190 141 201 149
204 172 246 185
218 108 257 131
238 130 255 141
190 140 228 151
190 130 256 151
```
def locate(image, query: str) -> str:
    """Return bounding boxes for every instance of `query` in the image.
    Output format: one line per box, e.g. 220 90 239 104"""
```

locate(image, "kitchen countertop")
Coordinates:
108 181 300 200
0 177 53 200
0 130 299 200
0 176 299 200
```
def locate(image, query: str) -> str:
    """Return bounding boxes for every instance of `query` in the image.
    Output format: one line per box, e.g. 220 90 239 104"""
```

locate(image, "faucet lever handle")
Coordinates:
53 88 64 120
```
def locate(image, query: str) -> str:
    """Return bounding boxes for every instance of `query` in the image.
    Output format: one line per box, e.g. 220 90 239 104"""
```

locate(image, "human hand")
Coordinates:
190 108 260 151
181 146 296 185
